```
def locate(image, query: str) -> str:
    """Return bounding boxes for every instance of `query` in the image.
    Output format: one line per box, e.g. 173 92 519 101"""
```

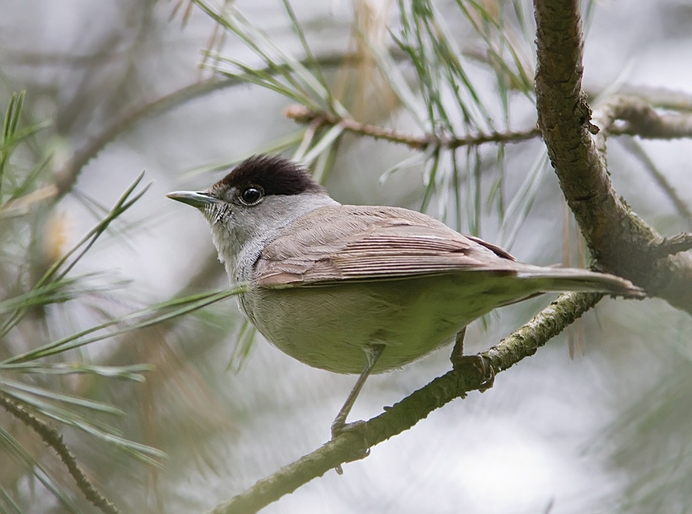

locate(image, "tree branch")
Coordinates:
533 0 692 314
284 105 541 150
616 137 692 223
653 233 692 258
615 85 692 112
53 51 411 200
598 95 692 140
0 392 120 514
204 291 604 514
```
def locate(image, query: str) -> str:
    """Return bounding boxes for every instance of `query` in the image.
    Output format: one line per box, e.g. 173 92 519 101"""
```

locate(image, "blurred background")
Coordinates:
1 0 691 513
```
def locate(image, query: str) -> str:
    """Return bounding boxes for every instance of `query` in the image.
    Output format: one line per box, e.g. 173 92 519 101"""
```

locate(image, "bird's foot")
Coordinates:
330 420 371 475
451 354 495 392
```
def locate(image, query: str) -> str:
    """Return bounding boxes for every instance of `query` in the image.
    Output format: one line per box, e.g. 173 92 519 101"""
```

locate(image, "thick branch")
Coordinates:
533 0 692 313
204 292 603 514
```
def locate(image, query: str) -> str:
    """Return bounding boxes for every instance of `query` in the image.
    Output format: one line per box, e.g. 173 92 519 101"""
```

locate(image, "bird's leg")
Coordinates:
331 343 385 439
450 327 495 392
450 327 467 365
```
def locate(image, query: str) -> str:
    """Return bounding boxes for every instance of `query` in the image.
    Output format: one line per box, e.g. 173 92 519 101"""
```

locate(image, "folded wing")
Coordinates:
255 205 518 287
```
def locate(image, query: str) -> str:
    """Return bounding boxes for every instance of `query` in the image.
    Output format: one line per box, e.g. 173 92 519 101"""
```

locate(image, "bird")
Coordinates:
167 154 643 436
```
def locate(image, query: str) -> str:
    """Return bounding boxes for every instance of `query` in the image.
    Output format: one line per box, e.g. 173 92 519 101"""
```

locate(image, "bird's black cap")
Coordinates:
213 155 325 196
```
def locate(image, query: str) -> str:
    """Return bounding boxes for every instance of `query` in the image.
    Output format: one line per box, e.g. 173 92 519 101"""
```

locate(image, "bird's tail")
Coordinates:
515 266 645 298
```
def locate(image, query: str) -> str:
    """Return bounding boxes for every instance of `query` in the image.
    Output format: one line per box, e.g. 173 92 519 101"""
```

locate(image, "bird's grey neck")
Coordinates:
219 193 339 284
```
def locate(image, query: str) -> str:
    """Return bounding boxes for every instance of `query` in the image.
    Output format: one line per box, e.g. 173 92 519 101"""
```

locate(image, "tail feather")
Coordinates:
515 266 644 298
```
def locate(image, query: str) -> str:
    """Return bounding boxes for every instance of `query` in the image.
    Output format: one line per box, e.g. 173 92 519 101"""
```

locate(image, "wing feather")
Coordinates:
255 205 517 287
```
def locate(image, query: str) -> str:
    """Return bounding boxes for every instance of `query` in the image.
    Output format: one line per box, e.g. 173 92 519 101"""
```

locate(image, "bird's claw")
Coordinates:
451 354 495 392
331 420 371 474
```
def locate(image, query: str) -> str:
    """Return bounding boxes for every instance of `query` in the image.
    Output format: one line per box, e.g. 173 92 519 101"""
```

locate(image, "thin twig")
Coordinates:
617 137 692 224
616 85 692 113
285 105 541 150
0 392 120 514
54 51 409 200
653 233 692 258
599 95 692 139
204 291 604 514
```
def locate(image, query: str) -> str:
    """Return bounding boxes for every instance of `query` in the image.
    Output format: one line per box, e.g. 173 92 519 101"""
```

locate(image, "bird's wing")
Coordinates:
255 205 517 287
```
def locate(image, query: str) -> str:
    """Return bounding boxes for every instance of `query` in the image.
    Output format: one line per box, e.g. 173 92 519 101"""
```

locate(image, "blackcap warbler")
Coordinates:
168 155 643 435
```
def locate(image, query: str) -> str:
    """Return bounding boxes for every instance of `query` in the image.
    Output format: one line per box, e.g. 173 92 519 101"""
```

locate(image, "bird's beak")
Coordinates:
166 191 219 209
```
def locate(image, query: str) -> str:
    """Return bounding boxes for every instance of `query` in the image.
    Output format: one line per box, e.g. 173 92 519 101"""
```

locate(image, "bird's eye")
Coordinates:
239 186 264 206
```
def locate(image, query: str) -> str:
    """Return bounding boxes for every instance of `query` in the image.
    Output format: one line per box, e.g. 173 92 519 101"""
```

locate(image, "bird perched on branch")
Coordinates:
168 154 643 436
